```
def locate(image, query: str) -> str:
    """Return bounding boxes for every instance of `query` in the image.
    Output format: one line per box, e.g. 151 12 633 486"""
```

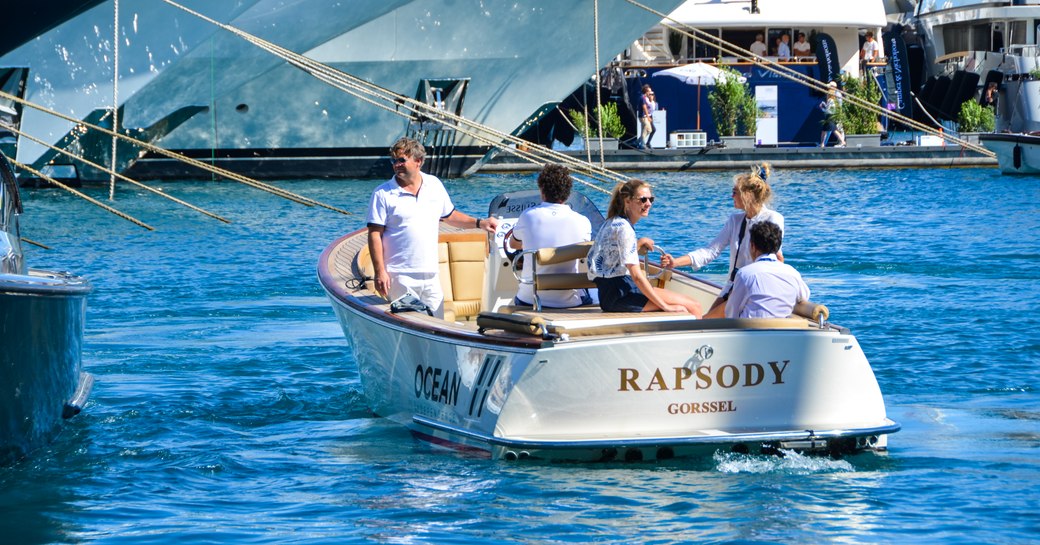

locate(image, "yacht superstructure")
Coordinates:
0 0 683 180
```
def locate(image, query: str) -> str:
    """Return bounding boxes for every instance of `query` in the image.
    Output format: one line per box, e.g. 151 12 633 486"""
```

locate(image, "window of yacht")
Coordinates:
688 29 720 61
972 23 990 51
943 24 970 52
721 29 760 59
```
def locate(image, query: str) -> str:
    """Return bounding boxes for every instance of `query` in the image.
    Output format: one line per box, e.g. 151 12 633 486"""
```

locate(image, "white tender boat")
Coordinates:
0 152 92 463
318 190 899 462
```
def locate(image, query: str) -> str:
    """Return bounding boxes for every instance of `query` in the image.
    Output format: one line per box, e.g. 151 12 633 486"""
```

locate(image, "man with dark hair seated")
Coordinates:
725 221 809 319
508 163 593 308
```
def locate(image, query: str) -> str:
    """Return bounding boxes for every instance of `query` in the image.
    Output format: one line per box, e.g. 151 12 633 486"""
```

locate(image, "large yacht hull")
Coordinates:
0 270 92 463
1 0 682 180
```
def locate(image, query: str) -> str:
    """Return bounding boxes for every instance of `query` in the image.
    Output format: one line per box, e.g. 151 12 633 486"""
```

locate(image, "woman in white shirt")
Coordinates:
587 179 702 315
661 164 784 318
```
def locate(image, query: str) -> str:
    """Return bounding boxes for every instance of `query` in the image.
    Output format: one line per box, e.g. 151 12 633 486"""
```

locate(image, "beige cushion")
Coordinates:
438 242 453 302
441 232 489 321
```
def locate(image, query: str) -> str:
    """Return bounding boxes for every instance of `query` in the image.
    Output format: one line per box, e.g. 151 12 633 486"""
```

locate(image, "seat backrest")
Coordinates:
526 241 595 310
439 231 489 321
534 241 593 266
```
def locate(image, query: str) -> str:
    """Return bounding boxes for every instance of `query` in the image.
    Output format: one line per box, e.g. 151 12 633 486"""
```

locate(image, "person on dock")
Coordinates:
640 84 658 149
507 164 593 308
819 81 846 147
726 221 809 319
793 32 812 58
778 33 791 60
660 163 784 318
366 137 499 319
749 33 767 57
860 31 880 68
981 81 999 110
587 179 703 316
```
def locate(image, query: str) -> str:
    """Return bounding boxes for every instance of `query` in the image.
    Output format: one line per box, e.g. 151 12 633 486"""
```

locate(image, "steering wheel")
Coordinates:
502 228 521 264
641 244 666 281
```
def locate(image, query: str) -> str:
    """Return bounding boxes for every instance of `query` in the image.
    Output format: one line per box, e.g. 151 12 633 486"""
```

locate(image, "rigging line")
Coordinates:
593 0 605 167
20 237 51 250
12 160 154 231
11 124 231 224
622 0 995 157
158 0 630 188
0 90 352 216
233 30 626 185
110 0 119 200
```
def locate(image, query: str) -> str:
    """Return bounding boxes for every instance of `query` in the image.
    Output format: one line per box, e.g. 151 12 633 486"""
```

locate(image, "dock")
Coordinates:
480 144 997 173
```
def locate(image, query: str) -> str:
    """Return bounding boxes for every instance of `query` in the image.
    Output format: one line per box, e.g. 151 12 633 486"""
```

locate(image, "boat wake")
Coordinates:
713 449 855 474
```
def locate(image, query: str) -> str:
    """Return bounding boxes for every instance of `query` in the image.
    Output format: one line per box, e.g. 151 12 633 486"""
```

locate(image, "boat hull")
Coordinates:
319 227 898 462
1 0 683 180
0 269 92 463
979 133 1040 174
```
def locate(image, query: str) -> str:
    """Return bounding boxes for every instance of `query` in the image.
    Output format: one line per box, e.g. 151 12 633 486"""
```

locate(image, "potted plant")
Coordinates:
568 102 626 151
708 65 758 148
835 73 883 147
957 99 995 143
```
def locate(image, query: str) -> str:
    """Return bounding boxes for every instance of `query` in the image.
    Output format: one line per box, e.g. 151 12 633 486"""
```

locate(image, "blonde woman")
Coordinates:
587 179 702 315
661 164 784 318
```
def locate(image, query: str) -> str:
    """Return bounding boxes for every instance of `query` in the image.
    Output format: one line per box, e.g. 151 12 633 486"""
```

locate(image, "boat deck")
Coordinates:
319 228 833 345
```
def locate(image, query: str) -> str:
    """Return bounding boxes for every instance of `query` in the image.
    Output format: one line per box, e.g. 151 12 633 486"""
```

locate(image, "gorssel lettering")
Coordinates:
668 400 736 414
618 361 789 391
414 364 461 406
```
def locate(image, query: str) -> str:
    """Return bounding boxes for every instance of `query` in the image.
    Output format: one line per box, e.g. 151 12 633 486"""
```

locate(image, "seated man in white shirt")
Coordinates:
508 163 594 308
725 221 810 319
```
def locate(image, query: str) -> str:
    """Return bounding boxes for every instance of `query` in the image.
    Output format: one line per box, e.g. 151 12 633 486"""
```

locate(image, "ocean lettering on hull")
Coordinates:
414 364 461 406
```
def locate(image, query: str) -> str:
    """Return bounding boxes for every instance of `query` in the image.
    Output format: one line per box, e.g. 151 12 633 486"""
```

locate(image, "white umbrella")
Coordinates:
652 62 746 130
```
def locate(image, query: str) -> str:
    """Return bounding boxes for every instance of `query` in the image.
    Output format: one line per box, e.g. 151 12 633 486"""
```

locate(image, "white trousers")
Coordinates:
389 272 445 319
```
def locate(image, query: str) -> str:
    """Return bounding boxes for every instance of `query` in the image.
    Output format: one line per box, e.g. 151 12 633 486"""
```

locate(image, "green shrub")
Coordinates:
835 73 883 134
568 102 625 140
708 66 758 137
957 99 996 132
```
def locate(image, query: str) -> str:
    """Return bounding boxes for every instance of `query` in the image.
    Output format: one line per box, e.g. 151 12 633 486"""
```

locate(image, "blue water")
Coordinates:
1 168 1038 544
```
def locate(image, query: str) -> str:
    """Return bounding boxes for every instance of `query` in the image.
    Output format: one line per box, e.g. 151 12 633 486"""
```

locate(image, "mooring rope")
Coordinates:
622 0 996 158
0 90 353 215
158 0 625 194
12 160 154 230
10 123 230 223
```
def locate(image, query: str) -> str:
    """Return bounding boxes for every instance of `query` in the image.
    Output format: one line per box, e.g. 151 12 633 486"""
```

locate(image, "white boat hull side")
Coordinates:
326 291 895 460
980 133 1040 174
495 331 888 440
0 270 92 463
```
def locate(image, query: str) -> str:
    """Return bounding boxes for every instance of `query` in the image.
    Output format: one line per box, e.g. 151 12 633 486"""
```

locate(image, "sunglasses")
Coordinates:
636 196 655 204
389 156 409 165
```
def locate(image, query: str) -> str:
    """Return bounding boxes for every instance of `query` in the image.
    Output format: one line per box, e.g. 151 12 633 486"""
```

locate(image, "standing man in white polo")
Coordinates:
366 137 499 318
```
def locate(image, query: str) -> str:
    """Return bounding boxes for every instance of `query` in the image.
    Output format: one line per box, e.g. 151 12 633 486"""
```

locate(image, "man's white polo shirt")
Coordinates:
366 172 454 274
